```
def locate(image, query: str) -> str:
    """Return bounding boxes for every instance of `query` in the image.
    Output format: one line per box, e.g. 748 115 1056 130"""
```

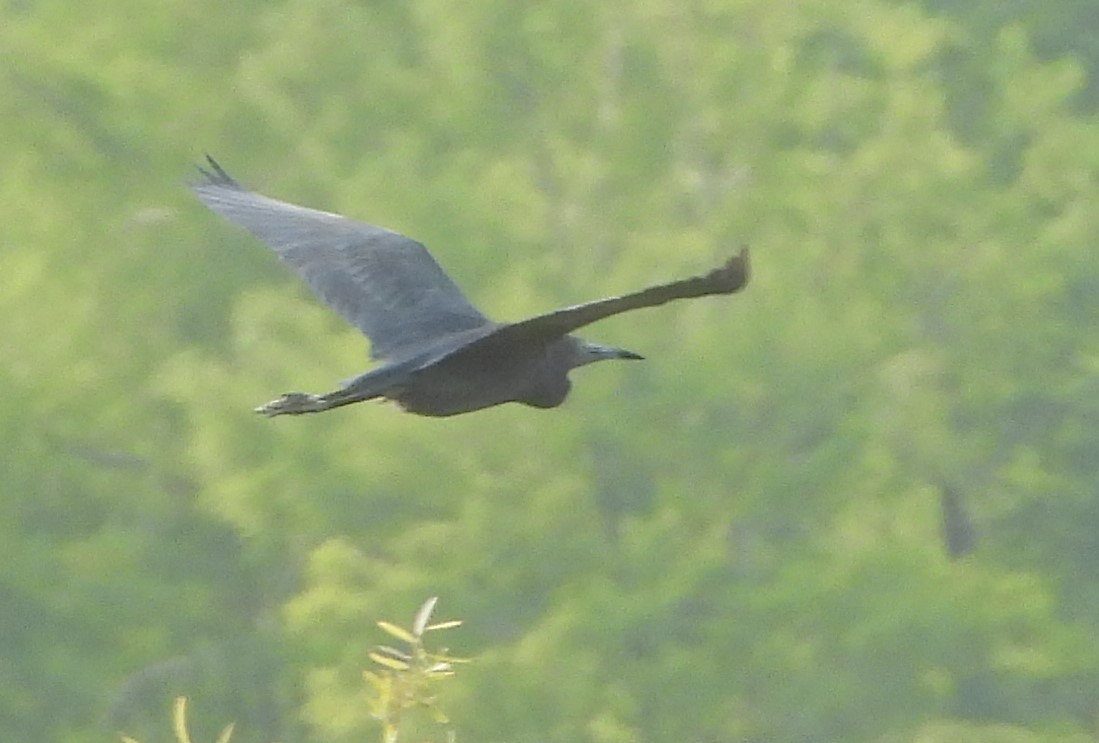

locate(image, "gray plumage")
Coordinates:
192 157 750 418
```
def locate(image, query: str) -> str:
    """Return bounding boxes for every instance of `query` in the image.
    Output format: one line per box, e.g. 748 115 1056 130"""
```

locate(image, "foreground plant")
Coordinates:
120 597 466 743
365 596 467 743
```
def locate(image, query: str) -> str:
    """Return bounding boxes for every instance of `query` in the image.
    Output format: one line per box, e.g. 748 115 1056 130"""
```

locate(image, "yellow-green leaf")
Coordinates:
214 723 235 743
363 670 389 691
424 620 463 632
370 652 411 671
172 697 193 743
377 620 417 644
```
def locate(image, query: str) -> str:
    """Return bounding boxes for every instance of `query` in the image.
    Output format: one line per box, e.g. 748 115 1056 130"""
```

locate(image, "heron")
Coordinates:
192 157 750 418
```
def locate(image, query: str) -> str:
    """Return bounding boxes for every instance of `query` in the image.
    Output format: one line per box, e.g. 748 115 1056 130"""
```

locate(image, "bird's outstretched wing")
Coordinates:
481 249 750 346
192 157 490 360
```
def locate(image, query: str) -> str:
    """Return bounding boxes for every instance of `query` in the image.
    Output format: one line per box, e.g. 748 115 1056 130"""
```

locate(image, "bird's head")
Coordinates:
571 338 645 368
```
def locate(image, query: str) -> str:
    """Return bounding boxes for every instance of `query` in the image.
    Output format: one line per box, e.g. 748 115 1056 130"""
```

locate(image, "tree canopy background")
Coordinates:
3 0 1099 741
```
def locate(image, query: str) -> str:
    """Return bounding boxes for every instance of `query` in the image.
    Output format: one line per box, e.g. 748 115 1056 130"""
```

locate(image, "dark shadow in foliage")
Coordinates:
940 484 977 559
106 632 300 743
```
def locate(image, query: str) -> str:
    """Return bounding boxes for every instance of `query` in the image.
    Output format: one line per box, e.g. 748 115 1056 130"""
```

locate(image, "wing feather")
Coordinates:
191 157 490 360
472 249 750 349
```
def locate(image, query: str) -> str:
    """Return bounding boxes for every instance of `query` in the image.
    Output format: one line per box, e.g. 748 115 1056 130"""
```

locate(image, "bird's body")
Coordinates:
389 335 576 415
192 157 749 418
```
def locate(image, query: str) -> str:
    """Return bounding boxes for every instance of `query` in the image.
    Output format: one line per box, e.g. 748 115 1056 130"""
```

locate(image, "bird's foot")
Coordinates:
254 392 326 417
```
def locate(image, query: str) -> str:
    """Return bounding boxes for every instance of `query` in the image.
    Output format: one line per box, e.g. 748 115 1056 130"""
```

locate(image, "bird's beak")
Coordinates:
584 342 644 361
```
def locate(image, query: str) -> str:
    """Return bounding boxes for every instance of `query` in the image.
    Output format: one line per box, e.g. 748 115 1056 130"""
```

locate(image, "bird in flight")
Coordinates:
192 157 750 418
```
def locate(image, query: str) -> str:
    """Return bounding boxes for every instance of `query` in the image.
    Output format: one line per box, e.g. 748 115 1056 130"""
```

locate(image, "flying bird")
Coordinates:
192 157 750 417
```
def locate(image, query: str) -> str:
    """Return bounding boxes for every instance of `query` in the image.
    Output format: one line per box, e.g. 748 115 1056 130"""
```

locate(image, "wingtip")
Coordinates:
736 245 750 286
203 153 227 177
191 154 241 190
714 245 750 293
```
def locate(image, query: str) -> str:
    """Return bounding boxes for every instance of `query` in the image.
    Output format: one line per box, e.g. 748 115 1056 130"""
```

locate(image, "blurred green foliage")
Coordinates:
2 0 1099 742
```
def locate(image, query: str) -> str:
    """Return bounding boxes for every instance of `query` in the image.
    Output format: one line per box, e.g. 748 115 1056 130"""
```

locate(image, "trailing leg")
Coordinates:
254 362 414 417
255 386 380 417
